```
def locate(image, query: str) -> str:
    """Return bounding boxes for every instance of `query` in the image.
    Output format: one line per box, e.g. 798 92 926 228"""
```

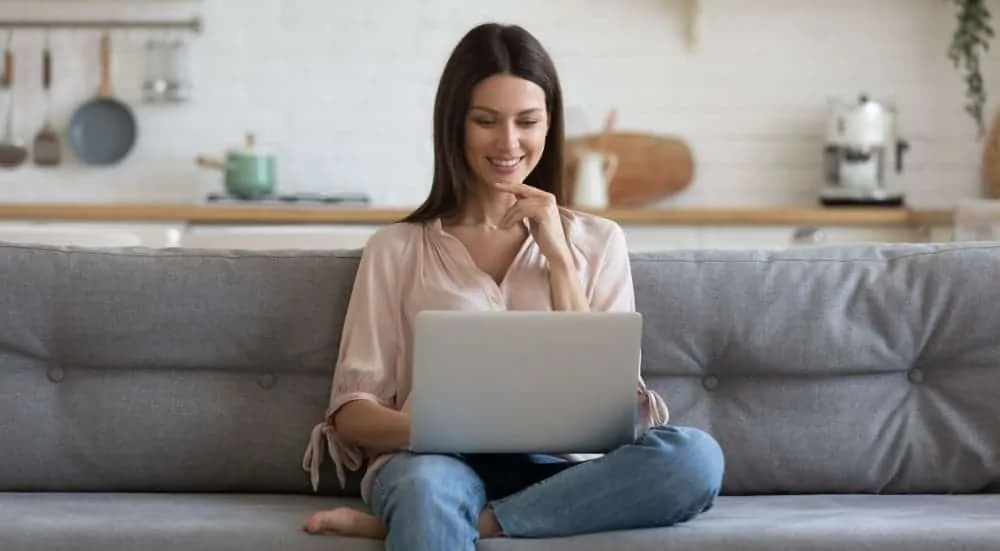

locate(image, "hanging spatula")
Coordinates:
33 32 61 167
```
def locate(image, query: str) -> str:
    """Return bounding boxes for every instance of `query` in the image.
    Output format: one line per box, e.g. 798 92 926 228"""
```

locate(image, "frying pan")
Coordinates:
69 32 136 166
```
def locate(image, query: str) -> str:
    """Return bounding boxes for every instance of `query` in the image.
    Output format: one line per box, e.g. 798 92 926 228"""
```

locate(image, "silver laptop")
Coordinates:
408 310 643 455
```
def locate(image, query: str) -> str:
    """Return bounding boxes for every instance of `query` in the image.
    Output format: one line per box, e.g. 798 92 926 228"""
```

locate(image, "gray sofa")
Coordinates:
3 239 1000 551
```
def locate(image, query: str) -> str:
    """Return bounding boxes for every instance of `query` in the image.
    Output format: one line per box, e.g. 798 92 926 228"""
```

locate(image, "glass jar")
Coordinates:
142 36 192 103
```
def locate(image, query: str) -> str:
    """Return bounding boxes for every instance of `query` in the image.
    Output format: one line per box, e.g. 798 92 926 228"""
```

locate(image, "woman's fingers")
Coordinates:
493 181 556 230
499 201 526 229
491 180 548 199
500 198 551 229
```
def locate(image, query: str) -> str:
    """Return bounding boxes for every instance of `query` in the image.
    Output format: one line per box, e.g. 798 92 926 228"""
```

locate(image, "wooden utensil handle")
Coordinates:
195 155 227 170
2 49 12 88
43 49 51 90
596 109 618 154
100 32 112 97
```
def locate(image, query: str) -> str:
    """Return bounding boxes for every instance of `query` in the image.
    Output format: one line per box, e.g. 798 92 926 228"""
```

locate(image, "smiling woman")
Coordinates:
301 22 724 551
401 23 566 223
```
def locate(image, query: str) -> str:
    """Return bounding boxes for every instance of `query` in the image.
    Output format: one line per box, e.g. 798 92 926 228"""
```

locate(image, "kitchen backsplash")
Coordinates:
0 0 994 207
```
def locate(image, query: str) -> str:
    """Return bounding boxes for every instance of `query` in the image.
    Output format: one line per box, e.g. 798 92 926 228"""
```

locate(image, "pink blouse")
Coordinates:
302 207 670 503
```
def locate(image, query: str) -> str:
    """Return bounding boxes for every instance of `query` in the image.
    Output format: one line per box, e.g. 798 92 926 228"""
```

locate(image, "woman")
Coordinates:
301 22 725 549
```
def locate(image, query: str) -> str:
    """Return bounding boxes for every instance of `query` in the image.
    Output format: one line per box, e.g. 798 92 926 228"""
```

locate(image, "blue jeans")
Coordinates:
369 425 724 550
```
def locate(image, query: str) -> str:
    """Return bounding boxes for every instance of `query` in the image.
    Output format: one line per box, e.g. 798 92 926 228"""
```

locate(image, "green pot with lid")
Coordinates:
196 132 277 199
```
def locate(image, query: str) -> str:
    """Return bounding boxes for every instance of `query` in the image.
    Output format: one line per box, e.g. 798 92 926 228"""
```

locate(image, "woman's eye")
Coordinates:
471 118 539 128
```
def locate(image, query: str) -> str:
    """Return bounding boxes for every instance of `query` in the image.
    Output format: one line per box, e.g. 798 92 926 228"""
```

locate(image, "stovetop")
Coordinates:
204 192 371 205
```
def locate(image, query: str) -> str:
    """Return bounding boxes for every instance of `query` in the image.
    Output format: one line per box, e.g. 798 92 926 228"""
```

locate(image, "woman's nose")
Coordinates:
495 122 520 151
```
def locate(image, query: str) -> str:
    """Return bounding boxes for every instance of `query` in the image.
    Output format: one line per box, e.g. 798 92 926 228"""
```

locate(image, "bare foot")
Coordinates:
477 507 503 539
303 507 387 539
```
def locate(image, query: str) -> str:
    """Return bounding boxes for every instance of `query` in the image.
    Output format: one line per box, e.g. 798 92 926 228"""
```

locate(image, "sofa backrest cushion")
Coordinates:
633 242 1000 494
0 244 362 495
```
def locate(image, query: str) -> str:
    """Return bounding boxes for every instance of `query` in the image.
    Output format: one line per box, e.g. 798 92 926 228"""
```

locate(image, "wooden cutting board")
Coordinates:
563 132 694 207
984 108 1000 199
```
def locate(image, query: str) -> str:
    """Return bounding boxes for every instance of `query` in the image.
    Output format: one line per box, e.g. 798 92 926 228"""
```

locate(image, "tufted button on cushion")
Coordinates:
702 375 720 391
46 366 65 383
258 373 277 389
907 368 925 384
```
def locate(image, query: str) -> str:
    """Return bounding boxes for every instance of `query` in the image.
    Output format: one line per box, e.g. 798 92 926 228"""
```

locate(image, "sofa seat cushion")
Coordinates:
657 494 1000 551
3 493 1000 551
0 494 380 551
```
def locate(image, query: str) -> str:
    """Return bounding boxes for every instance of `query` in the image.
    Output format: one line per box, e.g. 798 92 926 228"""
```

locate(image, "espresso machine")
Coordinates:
821 95 910 207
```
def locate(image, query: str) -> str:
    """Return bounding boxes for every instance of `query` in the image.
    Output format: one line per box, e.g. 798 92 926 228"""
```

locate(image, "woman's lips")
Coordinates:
487 156 524 174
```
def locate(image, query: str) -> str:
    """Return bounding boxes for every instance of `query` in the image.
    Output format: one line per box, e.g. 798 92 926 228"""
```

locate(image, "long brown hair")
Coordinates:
401 23 566 224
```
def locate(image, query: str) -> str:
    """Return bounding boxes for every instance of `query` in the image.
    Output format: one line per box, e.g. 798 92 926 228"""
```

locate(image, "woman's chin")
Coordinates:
478 165 532 185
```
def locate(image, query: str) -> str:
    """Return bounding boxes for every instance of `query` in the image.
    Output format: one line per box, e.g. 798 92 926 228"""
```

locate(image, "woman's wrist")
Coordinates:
547 256 590 311
546 251 574 274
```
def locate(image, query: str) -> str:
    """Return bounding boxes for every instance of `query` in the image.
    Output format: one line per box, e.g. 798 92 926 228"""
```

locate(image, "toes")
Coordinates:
303 511 333 534
303 508 387 539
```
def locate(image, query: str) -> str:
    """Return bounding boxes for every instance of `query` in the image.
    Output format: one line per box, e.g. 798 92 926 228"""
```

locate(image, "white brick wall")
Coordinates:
0 0 994 207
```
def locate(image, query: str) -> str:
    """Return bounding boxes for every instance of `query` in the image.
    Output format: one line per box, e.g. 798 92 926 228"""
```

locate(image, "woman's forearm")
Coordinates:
333 400 411 455
548 257 590 312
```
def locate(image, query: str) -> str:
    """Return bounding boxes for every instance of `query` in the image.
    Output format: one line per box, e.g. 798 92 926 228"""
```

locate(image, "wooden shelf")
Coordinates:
0 16 203 32
0 203 954 227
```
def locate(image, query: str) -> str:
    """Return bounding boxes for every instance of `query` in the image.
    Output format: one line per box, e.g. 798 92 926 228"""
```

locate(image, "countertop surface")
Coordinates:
0 202 953 226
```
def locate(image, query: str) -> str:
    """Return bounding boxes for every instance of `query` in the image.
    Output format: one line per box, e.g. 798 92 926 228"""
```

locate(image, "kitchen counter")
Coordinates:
0 203 953 227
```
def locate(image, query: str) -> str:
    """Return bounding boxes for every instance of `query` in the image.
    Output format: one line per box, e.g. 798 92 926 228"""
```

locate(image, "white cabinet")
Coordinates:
0 222 183 247
698 227 795 250
178 225 379 250
698 226 924 250
810 227 925 245
622 227 700 252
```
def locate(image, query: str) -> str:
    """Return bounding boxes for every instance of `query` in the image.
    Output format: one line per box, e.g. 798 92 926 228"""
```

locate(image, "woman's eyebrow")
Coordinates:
469 106 544 116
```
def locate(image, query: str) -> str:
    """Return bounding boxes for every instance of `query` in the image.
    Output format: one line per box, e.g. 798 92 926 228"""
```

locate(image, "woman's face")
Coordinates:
464 74 549 188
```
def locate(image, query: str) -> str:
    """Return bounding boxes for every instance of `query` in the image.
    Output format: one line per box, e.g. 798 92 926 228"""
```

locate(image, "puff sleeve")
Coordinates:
302 229 403 492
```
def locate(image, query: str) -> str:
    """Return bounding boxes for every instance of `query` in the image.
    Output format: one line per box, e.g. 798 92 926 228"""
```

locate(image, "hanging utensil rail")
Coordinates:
0 16 202 33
